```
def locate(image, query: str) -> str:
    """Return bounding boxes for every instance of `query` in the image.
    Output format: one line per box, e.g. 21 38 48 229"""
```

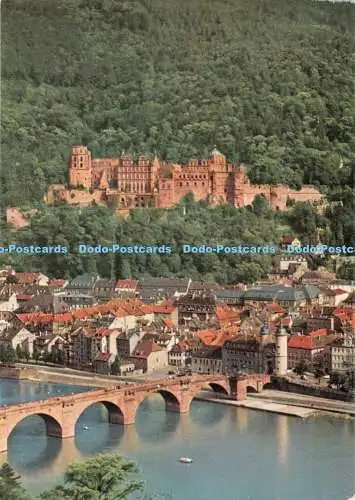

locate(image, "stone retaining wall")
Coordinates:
273 377 353 403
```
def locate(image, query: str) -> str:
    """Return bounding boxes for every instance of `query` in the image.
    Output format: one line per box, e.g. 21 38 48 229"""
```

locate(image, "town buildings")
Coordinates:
46 146 324 211
0 267 353 385
222 336 275 375
128 339 169 373
191 346 223 374
331 336 355 373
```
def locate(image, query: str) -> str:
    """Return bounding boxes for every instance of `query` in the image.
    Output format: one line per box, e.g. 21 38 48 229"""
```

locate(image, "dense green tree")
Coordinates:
16 344 23 360
23 344 30 362
0 463 32 500
32 344 40 363
0 194 351 284
2 345 17 363
294 359 310 375
110 355 121 376
1 0 354 207
251 194 270 217
38 453 144 499
287 202 319 241
337 263 355 281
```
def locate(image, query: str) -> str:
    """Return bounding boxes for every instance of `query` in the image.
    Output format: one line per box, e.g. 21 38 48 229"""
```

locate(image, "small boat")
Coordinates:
83 426 89 431
179 457 193 464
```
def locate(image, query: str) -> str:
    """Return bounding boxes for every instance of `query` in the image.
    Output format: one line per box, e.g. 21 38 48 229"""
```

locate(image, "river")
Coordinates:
0 379 354 500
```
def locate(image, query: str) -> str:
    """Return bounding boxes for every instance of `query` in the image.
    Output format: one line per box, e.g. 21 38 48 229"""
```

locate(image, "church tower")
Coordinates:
69 145 92 188
275 326 288 376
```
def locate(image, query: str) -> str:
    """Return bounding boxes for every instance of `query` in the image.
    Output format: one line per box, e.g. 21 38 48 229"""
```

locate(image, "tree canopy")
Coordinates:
0 454 144 500
0 195 353 283
1 0 354 206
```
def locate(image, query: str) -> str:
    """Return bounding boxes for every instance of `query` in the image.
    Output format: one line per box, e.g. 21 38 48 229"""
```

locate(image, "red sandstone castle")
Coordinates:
46 146 324 211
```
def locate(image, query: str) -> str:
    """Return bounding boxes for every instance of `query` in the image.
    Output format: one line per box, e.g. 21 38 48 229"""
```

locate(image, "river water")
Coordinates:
0 379 354 500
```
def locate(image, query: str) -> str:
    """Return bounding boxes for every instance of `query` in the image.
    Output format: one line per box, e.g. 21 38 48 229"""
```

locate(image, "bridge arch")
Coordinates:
7 412 63 448
136 388 182 414
207 382 230 395
192 379 230 399
74 400 126 427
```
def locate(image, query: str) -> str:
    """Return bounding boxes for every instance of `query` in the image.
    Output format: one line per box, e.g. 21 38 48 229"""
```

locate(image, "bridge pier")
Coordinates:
235 385 247 401
0 434 6 454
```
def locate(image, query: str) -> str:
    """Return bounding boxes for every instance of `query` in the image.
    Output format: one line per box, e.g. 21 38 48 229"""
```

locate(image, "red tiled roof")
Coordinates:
159 299 175 307
54 313 72 323
116 279 138 289
163 318 174 328
216 306 240 323
288 336 314 350
14 272 45 284
178 339 199 350
334 288 348 295
72 327 97 337
14 298 161 327
150 305 176 314
16 313 53 324
267 303 285 314
282 317 292 327
332 308 354 325
211 330 235 346
95 352 111 362
281 237 297 245
309 328 327 337
96 327 119 337
16 294 33 300
49 279 66 287
195 328 234 347
133 339 161 358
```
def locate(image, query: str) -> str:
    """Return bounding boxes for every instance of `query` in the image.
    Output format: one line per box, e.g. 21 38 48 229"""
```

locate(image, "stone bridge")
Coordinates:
0 373 270 453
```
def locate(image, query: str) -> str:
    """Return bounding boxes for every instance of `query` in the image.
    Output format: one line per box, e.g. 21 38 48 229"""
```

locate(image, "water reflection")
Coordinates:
75 404 124 455
5 416 62 474
135 396 180 444
189 399 228 427
2 380 354 500
277 416 289 467
0 379 94 405
235 408 248 434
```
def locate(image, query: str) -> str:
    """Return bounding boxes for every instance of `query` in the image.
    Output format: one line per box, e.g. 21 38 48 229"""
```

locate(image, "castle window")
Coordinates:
180 182 183 187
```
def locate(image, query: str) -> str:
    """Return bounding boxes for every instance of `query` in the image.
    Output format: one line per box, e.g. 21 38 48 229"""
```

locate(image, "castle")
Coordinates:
46 146 324 211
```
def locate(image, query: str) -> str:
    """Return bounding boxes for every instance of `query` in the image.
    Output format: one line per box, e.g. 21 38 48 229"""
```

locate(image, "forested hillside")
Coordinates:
0 196 353 283
1 0 354 205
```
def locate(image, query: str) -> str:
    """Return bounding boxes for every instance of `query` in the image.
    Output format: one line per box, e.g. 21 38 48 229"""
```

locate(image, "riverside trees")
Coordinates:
0 454 144 500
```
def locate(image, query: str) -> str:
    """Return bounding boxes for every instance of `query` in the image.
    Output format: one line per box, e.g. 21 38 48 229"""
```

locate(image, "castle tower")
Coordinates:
69 145 92 188
234 164 247 207
275 326 288 376
210 147 226 167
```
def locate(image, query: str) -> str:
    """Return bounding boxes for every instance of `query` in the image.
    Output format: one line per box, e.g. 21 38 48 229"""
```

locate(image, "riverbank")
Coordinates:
195 392 317 418
196 390 355 418
0 364 142 388
249 389 355 417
